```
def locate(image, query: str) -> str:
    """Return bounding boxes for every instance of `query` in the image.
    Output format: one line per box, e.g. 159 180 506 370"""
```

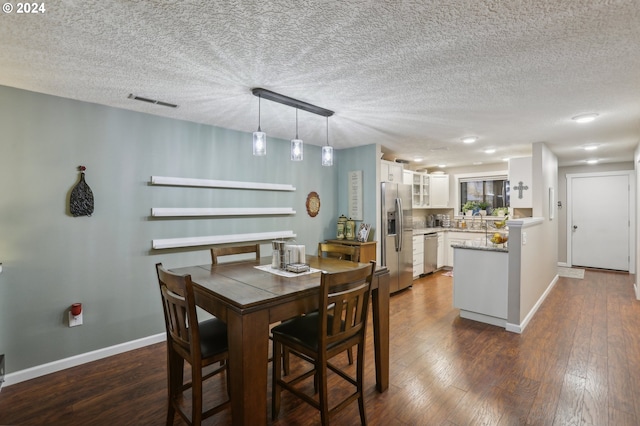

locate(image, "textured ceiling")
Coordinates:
1 0 639 168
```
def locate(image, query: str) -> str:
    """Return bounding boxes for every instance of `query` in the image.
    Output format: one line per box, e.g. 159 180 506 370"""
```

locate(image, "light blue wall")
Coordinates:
0 86 379 373
336 145 379 242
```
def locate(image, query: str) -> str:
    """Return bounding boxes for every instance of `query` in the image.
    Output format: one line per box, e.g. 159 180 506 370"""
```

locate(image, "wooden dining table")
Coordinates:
172 255 390 426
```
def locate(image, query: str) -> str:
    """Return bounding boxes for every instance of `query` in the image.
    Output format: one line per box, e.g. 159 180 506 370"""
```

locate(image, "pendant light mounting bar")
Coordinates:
252 88 334 117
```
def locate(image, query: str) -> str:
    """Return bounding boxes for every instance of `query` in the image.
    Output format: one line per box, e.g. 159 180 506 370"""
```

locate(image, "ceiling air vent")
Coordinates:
394 159 410 164
128 94 178 108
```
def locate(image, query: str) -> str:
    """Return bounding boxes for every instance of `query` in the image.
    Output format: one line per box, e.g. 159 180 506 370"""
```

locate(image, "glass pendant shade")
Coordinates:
291 108 303 161
321 145 333 166
252 94 266 156
322 116 333 166
291 139 303 161
253 130 266 156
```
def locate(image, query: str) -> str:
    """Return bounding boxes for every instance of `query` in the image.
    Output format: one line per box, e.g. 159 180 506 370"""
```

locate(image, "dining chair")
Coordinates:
317 243 360 263
271 261 376 425
317 243 361 364
211 244 260 264
155 263 230 426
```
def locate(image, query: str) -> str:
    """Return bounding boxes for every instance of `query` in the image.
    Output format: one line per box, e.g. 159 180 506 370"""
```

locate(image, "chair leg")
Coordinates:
191 363 203 426
272 339 283 420
283 347 290 375
357 343 367 426
347 347 353 365
166 350 183 426
318 358 330 426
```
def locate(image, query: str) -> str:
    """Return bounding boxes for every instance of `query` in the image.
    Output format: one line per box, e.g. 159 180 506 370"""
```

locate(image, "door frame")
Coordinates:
566 170 635 273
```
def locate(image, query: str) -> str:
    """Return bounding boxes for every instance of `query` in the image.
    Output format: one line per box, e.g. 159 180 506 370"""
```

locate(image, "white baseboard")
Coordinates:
3 333 166 388
634 283 640 300
506 274 560 334
557 261 570 268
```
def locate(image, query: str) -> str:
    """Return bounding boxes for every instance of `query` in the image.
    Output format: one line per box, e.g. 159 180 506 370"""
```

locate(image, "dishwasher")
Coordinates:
423 233 438 275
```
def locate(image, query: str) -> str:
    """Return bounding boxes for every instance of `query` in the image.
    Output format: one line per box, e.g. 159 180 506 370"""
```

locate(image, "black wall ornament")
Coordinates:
70 165 94 217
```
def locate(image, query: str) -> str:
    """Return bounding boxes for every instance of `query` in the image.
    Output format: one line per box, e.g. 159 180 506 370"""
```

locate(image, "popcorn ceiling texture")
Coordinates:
0 0 639 167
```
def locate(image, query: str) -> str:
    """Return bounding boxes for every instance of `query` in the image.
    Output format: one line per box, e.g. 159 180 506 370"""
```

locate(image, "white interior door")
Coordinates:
570 174 630 271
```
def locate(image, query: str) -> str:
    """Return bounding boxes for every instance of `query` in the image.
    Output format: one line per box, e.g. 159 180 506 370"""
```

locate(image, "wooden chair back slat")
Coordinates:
211 244 261 264
317 243 360 263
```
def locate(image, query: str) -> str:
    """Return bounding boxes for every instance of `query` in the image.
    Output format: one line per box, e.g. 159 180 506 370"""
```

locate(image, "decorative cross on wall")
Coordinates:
513 181 529 199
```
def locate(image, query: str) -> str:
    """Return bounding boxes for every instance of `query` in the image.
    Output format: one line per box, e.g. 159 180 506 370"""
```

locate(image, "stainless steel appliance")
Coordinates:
381 182 413 293
423 233 438 275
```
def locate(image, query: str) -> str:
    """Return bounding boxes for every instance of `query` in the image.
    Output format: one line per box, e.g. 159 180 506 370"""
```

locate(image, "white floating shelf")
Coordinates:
152 230 297 250
151 176 296 191
151 207 296 217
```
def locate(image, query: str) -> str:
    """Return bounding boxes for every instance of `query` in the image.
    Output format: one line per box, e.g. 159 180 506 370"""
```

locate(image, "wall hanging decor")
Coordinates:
305 191 320 217
70 165 94 217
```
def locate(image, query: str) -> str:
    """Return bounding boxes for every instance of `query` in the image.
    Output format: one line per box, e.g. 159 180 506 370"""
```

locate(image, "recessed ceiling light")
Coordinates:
438 164 446 168
502 157 510 162
572 113 599 123
484 149 496 154
473 161 483 165
414 157 423 162
586 159 599 164
583 145 598 151
461 136 478 144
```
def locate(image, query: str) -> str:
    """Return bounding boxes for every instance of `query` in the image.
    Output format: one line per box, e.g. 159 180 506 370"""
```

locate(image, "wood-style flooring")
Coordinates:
1 268 638 425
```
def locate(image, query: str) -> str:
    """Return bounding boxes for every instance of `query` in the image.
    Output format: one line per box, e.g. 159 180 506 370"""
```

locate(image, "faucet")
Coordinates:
472 211 488 242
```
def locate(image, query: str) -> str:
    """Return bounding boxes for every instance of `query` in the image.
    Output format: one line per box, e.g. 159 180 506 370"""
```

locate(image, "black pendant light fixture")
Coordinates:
252 94 266 156
322 116 333 166
251 88 334 162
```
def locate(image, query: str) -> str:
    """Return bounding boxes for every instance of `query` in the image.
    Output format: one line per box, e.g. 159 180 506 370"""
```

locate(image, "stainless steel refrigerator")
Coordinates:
381 182 413 293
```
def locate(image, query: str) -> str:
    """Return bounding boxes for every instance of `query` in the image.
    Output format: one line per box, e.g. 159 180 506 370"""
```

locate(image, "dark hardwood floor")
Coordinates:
1 268 639 425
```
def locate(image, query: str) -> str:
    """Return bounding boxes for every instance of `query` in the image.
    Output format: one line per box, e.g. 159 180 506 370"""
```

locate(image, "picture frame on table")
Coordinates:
357 223 371 242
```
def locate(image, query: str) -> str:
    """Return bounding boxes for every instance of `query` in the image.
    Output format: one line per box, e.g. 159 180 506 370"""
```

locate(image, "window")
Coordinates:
459 176 509 212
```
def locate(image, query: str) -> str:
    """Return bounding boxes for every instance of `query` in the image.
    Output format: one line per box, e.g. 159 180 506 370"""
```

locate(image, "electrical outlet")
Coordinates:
68 312 83 327
522 232 527 245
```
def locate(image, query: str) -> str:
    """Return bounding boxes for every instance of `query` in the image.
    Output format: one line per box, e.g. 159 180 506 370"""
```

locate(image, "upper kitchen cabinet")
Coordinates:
508 157 532 208
429 173 450 207
404 171 429 208
381 160 404 183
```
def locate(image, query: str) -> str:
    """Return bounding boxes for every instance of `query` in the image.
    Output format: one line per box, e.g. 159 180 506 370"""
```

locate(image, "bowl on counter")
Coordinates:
489 232 508 246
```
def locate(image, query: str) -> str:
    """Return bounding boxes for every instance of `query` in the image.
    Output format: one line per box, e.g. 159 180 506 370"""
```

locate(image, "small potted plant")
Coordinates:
478 201 489 216
462 201 479 216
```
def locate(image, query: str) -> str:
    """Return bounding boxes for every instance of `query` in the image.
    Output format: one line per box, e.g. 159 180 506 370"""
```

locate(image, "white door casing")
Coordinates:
567 172 632 271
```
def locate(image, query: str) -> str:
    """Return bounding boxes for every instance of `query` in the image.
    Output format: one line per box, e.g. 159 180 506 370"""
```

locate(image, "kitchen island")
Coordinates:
452 243 509 328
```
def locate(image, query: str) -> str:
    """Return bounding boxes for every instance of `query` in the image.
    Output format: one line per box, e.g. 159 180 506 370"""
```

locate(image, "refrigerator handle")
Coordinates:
396 197 403 252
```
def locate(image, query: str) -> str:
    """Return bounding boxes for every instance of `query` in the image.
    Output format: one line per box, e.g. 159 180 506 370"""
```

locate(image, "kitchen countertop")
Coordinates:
413 227 491 235
450 243 508 253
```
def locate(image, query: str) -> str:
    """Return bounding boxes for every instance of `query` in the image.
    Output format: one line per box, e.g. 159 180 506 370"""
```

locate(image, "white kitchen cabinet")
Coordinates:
403 170 413 185
402 171 429 208
437 232 444 268
412 235 424 278
508 157 532 208
429 174 449 207
381 160 404 183
420 173 430 207
403 171 420 208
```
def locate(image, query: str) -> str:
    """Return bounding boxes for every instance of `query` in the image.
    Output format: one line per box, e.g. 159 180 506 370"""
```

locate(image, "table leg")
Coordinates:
226 309 270 426
371 270 390 392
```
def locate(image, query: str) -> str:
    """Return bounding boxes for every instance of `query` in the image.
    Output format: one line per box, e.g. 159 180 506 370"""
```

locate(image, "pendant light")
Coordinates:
321 116 333 166
291 108 303 161
252 94 266 156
